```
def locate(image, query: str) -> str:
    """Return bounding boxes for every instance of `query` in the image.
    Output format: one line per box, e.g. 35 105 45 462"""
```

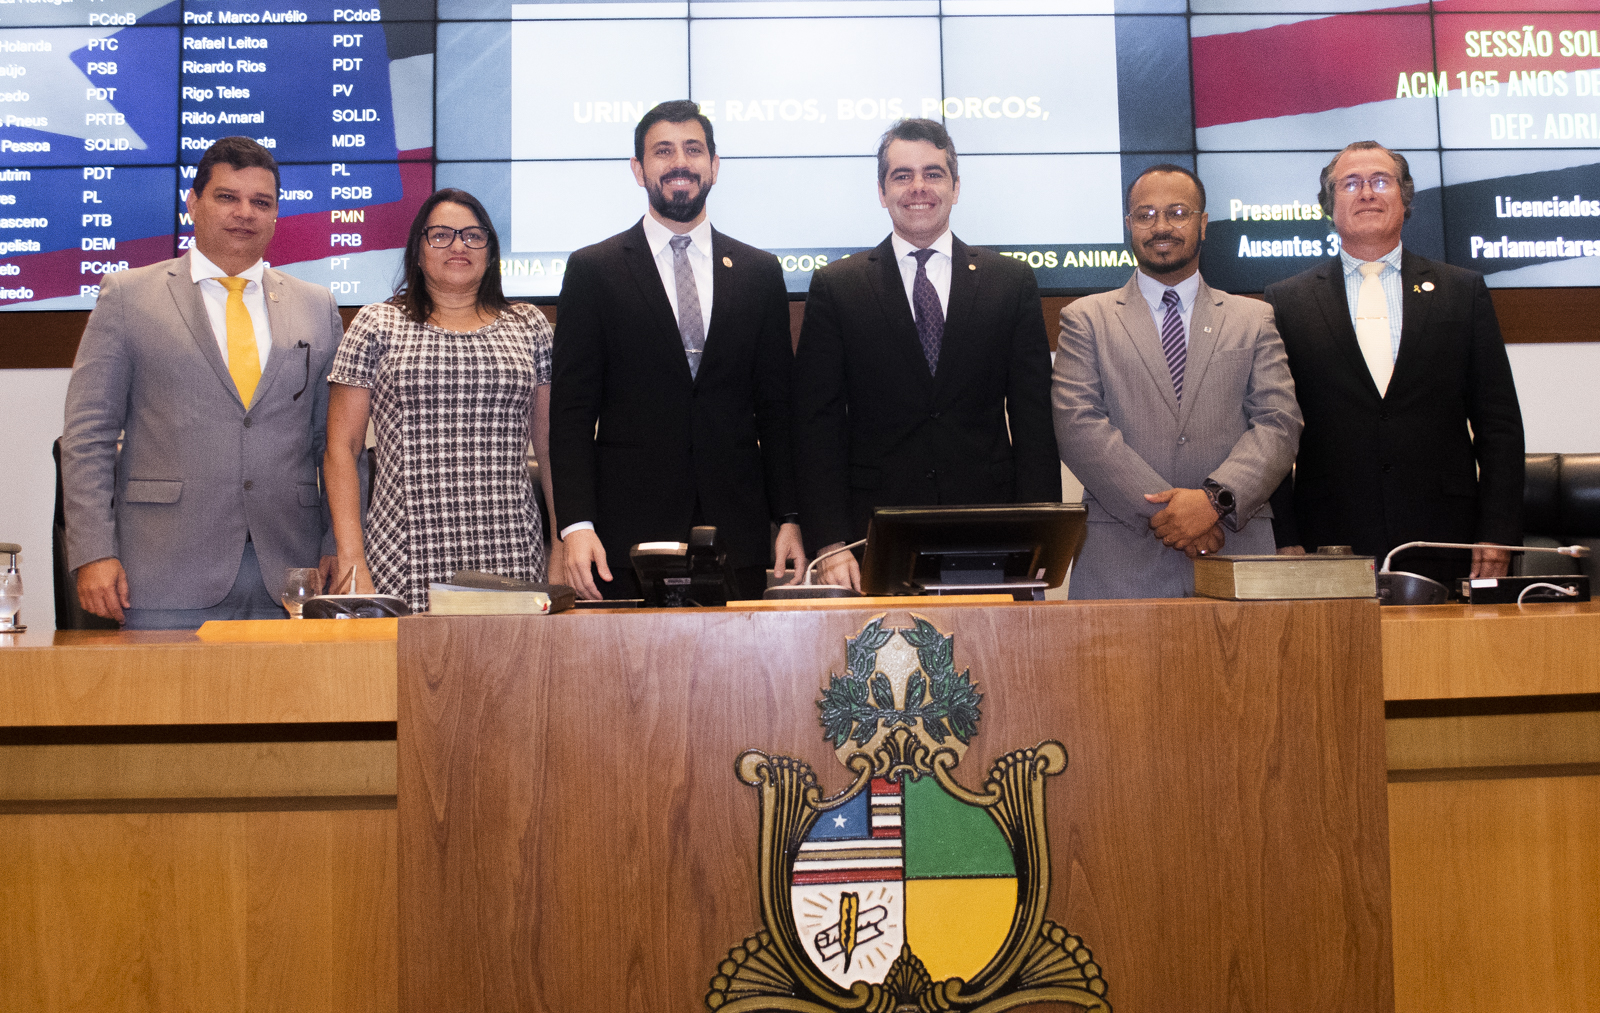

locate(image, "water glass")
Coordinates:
0 569 19 631
282 568 322 619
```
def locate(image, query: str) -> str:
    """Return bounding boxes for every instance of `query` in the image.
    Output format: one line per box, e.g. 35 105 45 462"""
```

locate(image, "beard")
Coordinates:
648 170 713 223
1134 232 1201 276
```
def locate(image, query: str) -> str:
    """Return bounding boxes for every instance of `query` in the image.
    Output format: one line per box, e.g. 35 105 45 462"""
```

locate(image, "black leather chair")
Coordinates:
51 438 119 630
1517 452 1600 581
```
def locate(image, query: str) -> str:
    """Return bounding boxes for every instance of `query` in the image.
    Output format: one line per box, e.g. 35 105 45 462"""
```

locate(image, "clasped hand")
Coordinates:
1145 487 1223 558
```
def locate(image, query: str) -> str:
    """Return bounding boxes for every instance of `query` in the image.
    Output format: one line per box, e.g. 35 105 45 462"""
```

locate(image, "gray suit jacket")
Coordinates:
1053 272 1302 600
62 251 343 609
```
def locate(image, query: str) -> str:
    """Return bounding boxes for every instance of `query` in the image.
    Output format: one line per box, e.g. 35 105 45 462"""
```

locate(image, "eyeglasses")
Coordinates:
424 225 490 249
1336 173 1398 195
1127 205 1199 229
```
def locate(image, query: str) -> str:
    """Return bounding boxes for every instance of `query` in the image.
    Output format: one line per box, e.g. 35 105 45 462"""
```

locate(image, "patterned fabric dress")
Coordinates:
329 301 553 612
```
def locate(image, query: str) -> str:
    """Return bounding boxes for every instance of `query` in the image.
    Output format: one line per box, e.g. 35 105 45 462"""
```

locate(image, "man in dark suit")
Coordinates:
1264 140 1524 583
551 100 802 601
793 119 1060 590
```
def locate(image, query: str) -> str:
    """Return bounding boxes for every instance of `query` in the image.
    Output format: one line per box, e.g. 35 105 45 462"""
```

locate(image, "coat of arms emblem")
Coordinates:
708 615 1110 1013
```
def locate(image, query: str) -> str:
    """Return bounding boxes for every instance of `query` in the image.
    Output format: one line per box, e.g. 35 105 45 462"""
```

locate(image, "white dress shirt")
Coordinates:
890 229 953 319
189 246 272 370
642 213 713 339
1134 267 1202 346
1340 242 1404 360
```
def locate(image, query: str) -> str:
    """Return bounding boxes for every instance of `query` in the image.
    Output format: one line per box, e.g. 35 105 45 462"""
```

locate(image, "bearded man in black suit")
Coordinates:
792 119 1060 590
1265 140 1524 582
550 100 803 600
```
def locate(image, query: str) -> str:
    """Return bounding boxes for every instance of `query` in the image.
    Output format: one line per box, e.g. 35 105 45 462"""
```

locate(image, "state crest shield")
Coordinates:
708 615 1109 1013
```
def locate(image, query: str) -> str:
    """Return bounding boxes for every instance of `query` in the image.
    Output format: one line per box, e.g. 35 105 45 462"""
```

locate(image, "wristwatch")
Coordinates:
1202 478 1236 524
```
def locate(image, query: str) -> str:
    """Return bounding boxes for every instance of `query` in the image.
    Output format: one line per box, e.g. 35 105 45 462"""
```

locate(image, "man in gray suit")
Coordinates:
1053 165 1301 599
63 137 342 628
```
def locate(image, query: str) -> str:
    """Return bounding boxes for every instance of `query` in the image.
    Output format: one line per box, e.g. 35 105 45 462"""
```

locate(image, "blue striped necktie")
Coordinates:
1160 288 1186 402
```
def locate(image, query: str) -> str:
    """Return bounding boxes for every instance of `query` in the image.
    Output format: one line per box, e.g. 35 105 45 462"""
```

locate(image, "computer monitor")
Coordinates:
858 503 1088 597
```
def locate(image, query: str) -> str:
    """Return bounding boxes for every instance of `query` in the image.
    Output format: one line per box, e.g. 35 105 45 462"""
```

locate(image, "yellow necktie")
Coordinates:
220 276 261 407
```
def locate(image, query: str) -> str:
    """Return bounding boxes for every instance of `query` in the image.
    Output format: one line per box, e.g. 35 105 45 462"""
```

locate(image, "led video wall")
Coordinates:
1 0 1597 311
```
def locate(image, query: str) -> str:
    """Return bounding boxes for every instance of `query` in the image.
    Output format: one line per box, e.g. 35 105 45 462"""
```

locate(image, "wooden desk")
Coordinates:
4 603 1596 1012
0 623 399 1013
1381 603 1600 1013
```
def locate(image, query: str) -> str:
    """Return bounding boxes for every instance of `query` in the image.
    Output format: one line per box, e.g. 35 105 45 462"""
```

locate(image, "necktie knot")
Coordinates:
669 235 692 254
911 248 937 267
1161 288 1180 310
220 276 248 294
1359 261 1385 279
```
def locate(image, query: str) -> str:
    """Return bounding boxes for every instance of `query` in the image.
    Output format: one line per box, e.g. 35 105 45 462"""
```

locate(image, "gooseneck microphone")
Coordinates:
802 538 868 586
1379 540 1590 573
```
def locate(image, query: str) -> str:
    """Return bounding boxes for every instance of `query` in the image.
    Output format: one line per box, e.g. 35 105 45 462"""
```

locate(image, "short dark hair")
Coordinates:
194 136 280 197
391 188 510 324
633 100 715 162
1319 141 1414 220
876 118 958 189
1126 163 1207 215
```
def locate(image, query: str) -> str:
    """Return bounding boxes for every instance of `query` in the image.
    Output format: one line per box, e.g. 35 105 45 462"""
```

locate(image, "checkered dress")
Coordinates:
329 301 553 612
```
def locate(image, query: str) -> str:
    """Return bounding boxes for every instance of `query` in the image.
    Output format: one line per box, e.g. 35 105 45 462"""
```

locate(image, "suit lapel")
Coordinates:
1313 257 1382 398
703 228 733 372
1390 250 1434 395
865 236 934 392
621 218 693 384
1112 273 1181 422
934 236 980 395
249 268 293 406
166 251 243 408
1176 279 1224 431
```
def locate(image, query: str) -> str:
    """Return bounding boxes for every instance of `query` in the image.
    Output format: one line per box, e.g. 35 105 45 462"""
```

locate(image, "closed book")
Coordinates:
1192 554 1376 600
429 571 577 615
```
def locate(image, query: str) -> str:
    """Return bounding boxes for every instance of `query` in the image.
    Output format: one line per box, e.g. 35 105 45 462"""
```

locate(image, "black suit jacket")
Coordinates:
1263 251 1524 576
792 234 1060 553
550 219 797 574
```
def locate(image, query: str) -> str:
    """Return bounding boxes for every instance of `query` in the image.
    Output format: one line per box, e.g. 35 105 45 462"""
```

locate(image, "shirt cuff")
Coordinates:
559 521 595 539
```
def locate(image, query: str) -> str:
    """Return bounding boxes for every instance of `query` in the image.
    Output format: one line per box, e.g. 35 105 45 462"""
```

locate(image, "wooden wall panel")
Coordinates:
0 809 396 1013
1388 776 1600 1013
398 599 1393 1013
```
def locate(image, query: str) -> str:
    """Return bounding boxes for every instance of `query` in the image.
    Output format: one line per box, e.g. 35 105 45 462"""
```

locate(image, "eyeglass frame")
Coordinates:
423 225 492 249
1126 204 1202 230
1335 173 1398 196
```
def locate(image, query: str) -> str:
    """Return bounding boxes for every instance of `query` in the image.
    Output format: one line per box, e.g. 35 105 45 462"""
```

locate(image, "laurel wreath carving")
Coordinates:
818 617 983 748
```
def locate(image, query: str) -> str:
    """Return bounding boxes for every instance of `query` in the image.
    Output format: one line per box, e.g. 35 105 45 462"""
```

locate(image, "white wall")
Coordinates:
0 368 71 631
1 343 1594 627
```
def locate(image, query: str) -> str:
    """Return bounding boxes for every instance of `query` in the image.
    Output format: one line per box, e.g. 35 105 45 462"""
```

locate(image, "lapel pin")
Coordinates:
1421 281 1434 291
1204 326 1212 333
722 256 733 268
268 291 279 302
968 263 976 270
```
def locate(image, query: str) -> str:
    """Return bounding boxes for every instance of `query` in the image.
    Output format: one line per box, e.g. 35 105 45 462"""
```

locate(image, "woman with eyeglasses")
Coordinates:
323 188 558 611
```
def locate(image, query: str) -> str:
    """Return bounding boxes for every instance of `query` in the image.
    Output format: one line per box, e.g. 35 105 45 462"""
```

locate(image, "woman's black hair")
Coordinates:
392 187 510 323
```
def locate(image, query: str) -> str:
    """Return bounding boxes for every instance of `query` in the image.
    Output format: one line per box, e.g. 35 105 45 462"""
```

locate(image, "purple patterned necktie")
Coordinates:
1160 288 1186 402
910 247 943 375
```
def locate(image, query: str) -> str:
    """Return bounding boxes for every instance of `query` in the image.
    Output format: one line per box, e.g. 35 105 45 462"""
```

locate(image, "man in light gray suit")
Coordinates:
63 137 342 628
1054 165 1301 599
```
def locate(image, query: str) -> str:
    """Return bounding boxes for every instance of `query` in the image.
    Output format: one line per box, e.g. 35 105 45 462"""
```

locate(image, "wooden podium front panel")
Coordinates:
398 599 1392 1013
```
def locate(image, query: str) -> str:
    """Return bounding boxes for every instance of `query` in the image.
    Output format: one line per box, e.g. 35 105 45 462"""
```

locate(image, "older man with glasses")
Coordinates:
1053 164 1302 599
1264 141 1525 585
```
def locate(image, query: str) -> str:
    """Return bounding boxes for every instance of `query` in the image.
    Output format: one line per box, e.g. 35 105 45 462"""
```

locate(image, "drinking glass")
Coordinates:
0 569 20 631
282 568 322 619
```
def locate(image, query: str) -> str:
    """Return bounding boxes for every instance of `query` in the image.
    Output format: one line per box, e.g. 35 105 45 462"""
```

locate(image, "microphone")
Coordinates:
1380 540 1589 573
802 538 867 586
764 538 867 600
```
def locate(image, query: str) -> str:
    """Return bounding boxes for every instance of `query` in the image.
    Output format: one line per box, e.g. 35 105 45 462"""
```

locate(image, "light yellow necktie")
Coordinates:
220 276 260 407
1354 262 1393 397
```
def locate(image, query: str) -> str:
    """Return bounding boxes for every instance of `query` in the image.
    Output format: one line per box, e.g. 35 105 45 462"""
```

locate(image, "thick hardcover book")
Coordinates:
1192 554 1376 600
427 571 577 615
